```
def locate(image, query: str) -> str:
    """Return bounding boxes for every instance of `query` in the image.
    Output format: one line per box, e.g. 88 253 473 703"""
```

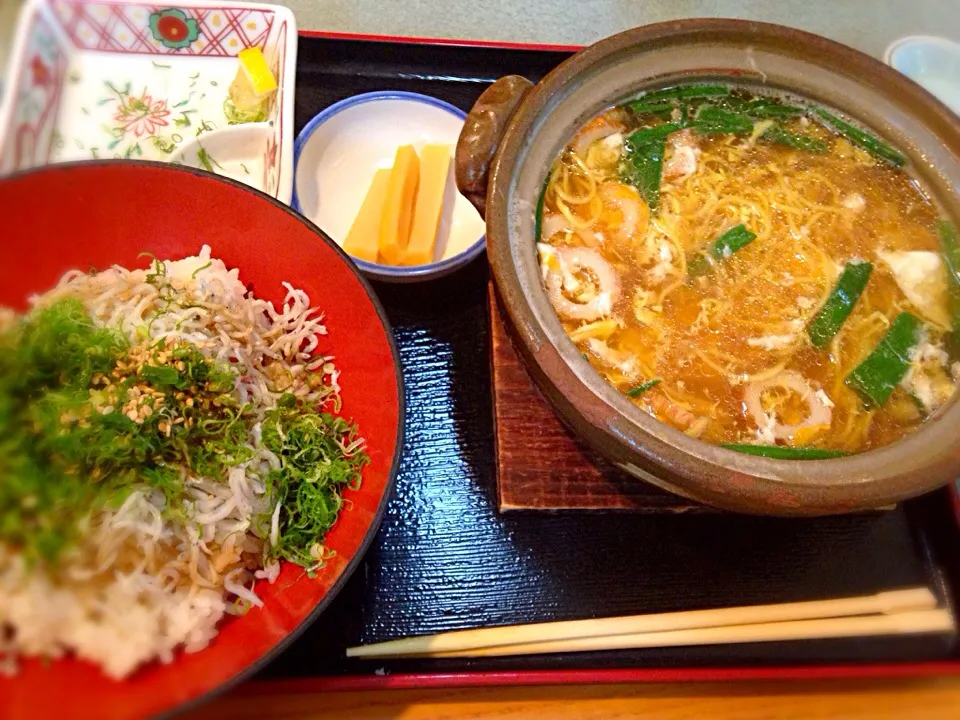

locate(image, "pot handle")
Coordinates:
455 75 534 218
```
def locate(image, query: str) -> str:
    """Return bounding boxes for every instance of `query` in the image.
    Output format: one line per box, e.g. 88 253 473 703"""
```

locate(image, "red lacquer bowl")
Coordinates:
0 162 404 719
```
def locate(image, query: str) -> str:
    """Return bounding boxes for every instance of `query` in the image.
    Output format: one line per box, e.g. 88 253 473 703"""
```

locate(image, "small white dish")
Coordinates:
0 0 296 203
293 91 486 282
885 35 960 115
176 122 270 186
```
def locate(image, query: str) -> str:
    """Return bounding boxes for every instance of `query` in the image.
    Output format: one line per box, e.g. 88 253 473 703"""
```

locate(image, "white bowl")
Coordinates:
293 91 486 282
885 35 960 115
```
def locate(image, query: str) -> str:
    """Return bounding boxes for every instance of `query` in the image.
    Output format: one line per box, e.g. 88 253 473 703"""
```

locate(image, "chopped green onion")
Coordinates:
190 261 213 279
938 221 960 336
761 125 827 153
261 397 369 567
151 136 177 154
625 378 661 397
196 145 223 172
627 100 675 116
140 364 187 388
621 135 667 210
691 106 754 135
625 123 683 146
534 173 551 243
722 444 849 459
712 224 757 256
640 84 730 102
197 148 215 172
742 100 804 118
688 224 757 276
807 261 873 348
813 108 907 167
846 312 921 407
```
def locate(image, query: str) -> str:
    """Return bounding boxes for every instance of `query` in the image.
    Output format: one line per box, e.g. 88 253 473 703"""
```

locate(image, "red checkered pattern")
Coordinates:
52 1 274 56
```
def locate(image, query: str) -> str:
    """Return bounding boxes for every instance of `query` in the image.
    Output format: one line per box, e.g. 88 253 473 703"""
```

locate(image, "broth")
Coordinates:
538 86 959 456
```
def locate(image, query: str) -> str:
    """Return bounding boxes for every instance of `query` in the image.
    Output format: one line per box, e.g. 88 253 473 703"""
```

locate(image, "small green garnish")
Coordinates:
807 261 873 348
813 108 907 167
152 136 178 154
223 98 266 125
761 125 827 153
638 84 730 103
260 394 368 567
174 111 195 128
0 300 262 564
621 131 668 209
196 145 222 172
688 224 757 276
0 293 368 572
846 312 921 407
625 379 662 397
722 444 849 459
140 364 188 388
196 119 217 137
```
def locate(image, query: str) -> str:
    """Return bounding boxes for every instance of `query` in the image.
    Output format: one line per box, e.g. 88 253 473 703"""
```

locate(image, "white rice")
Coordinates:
0 246 343 679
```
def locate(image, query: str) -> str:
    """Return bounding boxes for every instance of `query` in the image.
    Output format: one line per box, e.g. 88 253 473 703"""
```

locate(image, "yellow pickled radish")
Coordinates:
379 146 420 264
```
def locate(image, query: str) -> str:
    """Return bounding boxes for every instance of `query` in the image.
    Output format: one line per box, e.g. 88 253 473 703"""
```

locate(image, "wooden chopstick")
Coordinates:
427 609 954 658
345 587 937 659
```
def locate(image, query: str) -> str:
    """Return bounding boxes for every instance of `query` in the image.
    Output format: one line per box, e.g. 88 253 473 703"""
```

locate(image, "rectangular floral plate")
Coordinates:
0 0 296 203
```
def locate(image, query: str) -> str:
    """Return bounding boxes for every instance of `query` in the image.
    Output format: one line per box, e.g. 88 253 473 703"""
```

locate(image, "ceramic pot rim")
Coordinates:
485 19 960 515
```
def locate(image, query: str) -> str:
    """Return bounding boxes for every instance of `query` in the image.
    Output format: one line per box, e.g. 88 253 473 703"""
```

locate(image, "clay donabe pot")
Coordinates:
455 19 960 515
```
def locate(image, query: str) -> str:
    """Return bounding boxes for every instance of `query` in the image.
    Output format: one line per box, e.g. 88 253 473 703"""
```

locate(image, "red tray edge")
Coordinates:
298 29 584 53
282 31 960 692
243 662 960 694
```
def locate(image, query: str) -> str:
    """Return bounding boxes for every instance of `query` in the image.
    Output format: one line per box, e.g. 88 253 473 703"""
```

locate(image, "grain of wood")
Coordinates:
192 678 960 719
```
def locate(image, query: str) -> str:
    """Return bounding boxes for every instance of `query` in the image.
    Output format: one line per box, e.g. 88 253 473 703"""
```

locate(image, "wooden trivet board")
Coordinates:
489 287 708 513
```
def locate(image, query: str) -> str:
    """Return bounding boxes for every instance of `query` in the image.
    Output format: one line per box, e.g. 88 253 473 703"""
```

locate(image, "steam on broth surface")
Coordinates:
537 84 960 457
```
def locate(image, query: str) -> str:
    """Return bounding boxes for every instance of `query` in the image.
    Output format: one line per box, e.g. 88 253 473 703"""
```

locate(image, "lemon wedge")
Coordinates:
226 47 277 123
237 47 277 97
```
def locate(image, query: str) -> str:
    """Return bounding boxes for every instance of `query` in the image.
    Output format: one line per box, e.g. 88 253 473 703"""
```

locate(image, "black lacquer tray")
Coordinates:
250 32 960 690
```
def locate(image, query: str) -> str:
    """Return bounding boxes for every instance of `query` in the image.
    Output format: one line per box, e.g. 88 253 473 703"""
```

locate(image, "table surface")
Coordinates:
2 0 960 77
284 0 960 59
194 676 960 719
